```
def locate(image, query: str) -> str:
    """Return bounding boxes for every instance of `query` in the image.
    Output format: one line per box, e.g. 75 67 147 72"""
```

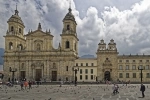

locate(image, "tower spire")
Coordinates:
68 0 72 12
15 3 19 15
69 0 71 9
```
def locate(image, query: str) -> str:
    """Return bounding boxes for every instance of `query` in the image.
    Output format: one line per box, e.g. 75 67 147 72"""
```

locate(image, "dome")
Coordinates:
63 8 76 22
7 9 25 27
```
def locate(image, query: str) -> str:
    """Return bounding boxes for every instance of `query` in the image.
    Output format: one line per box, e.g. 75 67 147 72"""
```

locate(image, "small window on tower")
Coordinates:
9 42 13 50
19 28 21 33
66 41 70 48
67 25 70 30
11 26 14 31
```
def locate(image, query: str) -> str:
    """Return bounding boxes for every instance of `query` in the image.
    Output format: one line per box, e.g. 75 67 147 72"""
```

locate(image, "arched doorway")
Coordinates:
104 71 110 81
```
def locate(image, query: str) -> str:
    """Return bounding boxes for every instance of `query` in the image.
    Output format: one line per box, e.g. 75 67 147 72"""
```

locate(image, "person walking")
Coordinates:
112 83 116 95
140 83 145 98
20 81 24 90
24 81 28 90
28 81 32 89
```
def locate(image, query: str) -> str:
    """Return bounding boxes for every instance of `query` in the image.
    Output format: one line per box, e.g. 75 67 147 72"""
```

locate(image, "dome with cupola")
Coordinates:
63 8 76 22
7 6 25 27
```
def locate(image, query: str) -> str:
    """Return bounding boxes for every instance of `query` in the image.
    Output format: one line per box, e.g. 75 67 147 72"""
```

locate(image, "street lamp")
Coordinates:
138 66 144 83
9 67 17 84
72 67 79 86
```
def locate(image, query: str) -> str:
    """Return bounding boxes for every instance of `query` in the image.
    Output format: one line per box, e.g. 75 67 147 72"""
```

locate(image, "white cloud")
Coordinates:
1 0 150 56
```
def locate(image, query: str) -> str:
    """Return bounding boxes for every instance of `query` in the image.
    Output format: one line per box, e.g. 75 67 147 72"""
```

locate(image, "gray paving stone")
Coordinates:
0 84 150 100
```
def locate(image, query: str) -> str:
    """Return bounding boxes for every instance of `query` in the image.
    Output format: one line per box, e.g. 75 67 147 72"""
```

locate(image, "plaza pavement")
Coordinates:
0 84 150 100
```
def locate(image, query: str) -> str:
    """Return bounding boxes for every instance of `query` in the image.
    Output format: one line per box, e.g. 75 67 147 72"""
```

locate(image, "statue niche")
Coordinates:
103 58 112 67
34 40 43 51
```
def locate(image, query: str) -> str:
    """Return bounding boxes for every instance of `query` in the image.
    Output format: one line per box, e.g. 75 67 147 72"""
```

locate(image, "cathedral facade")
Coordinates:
3 7 150 83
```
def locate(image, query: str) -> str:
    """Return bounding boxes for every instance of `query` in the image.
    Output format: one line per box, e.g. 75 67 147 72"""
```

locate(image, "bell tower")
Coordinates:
4 5 25 52
60 6 79 56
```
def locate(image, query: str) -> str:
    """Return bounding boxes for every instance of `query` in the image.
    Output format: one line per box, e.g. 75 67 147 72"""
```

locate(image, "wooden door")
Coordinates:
35 69 42 81
52 71 57 81
20 71 26 80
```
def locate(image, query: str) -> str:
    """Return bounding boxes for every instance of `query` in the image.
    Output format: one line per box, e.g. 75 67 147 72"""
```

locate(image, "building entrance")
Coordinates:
20 71 26 80
35 69 42 81
52 71 57 81
104 71 110 81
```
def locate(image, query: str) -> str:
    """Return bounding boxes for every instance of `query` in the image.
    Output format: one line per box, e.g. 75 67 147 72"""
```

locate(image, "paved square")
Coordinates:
0 84 150 100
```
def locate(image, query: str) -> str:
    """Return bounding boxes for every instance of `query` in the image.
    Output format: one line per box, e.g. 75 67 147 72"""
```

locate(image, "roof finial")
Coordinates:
38 23 42 30
68 0 72 12
15 3 19 15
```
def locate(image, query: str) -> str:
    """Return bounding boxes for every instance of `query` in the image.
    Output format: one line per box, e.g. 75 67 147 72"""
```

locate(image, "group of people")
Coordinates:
111 83 146 98
112 83 119 94
20 81 32 90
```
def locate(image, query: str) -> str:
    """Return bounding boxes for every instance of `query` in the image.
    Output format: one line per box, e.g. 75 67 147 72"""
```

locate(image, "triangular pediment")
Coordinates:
25 30 53 37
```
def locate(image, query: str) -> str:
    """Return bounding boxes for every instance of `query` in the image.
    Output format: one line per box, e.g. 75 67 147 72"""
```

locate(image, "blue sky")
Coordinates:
0 0 150 56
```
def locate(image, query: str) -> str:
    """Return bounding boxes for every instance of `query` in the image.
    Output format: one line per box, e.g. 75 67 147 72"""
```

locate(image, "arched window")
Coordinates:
11 26 14 31
9 42 13 50
66 66 68 71
18 44 23 50
37 43 41 50
65 41 70 48
19 28 21 33
67 25 70 30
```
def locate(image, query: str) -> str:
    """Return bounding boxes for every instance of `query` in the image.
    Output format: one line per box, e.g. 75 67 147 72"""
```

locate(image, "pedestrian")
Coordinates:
140 83 145 98
20 81 24 90
24 81 28 89
112 83 116 94
28 81 32 89
116 84 119 93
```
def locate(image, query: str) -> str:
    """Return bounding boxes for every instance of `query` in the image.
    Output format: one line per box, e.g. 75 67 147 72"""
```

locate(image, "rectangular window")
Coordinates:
85 75 88 80
145 65 150 70
91 69 93 74
133 60 135 63
132 65 136 70
126 73 129 78
126 65 129 70
91 63 94 66
85 69 88 74
80 75 82 80
119 65 123 70
86 63 88 66
119 60 122 63
66 66 68 71
81 63 83 66
91 75 93 80
133 73 136 78
146 60 149 62
80 69 82 74
140 60 142 62
126 60 129 63
146 73 150 78
119 73 123 78
76 63 78 66
139 65 143 69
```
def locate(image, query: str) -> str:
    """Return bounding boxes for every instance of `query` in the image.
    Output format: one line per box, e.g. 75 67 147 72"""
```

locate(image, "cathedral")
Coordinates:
3 6 150 83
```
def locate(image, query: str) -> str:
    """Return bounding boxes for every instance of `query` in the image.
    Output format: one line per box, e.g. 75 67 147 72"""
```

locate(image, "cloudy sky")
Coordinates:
0 0 150 57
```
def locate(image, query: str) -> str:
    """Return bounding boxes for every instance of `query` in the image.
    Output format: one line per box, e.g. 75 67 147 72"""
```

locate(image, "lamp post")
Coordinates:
9 67 17 84
72 67 79 86
138 66 144 83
